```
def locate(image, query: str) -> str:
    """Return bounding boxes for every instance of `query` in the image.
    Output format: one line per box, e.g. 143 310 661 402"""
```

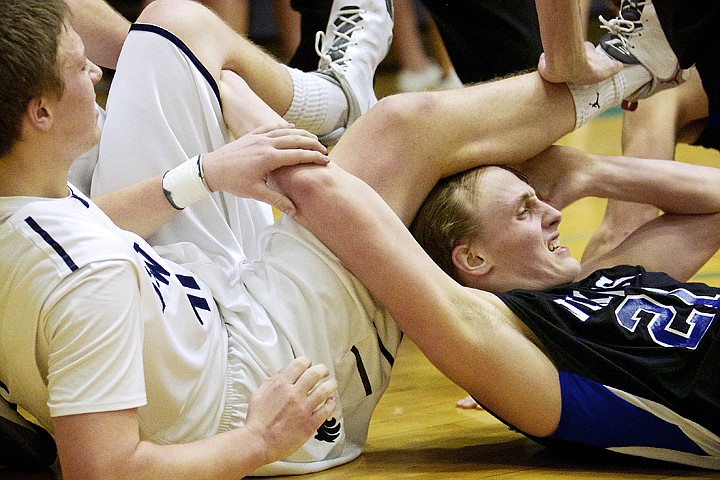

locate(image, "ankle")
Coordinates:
283 67 348 136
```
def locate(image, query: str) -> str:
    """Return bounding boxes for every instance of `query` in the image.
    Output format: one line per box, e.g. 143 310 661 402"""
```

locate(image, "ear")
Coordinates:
25 97 53 132
451 243 492 278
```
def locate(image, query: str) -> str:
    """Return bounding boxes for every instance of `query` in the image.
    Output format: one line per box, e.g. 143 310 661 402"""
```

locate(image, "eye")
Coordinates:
517 206 530 218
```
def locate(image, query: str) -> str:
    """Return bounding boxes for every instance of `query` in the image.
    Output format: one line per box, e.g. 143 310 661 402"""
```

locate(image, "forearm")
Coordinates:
59 428 270 480
65 0 129 69
56 360 336 480
536 0 587 79
93 175 179 238
275 163 562 437
125 429 269 480
587 154 720 214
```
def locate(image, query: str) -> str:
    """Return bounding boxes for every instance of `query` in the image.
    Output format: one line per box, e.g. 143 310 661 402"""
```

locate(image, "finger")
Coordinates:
308 376 337 404
267 150 330 171
308 379 337 420
265 127 319 140
311 392 337 425
268 131 328 154
275 356 313 384
250 122 295 135
259 127 321 146
294 363 331 396
259 187 297 217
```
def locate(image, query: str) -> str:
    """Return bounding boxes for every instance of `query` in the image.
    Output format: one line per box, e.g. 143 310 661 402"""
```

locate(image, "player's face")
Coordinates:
470 167 581 292
53 23 102 160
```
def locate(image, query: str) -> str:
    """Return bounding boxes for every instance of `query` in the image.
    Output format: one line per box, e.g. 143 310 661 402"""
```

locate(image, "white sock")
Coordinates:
568 48 652 128
283 66 348 136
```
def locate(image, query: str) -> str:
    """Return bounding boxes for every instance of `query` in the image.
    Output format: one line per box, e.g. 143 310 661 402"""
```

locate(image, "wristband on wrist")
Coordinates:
162 155 212 210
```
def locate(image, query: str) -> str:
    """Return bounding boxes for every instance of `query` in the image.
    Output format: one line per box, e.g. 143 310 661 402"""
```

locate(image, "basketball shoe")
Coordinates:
313 0 394 144
598 0 688 101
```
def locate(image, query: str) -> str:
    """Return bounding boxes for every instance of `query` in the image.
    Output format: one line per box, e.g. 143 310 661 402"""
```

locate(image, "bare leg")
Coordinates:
330 71 576 224
268 71 587 432
138 0 294 116
272 0 300 63
203 0 250 34
393 0 440 92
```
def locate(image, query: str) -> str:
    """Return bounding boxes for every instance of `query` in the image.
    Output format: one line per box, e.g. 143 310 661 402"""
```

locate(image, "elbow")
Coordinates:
273 163 342 215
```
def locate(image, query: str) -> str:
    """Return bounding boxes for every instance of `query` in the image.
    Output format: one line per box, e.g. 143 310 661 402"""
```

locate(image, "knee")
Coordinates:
137 0 212 31
368 92 440 132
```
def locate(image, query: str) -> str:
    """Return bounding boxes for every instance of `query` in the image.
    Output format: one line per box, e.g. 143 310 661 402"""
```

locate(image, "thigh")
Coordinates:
95 25 273 268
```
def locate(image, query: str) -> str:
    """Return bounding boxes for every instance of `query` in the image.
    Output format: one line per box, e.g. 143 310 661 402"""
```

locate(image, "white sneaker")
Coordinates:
314 0 394 135
599 0 688 99
599 0 677 78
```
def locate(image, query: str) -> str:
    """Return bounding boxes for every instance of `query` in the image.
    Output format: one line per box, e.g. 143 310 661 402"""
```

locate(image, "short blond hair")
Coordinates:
411 165 528 280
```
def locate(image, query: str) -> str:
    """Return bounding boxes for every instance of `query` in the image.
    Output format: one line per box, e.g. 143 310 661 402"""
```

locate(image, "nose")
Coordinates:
89 61 103 86
542 202 562 229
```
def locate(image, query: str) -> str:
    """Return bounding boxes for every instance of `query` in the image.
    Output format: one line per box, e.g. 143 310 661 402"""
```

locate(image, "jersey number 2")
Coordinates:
615 294 714 349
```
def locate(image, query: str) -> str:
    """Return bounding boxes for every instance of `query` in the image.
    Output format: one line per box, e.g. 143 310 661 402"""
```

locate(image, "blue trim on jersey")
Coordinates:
129 23 221 102
68 185 89 208
24 217 78 272
553 371 705 455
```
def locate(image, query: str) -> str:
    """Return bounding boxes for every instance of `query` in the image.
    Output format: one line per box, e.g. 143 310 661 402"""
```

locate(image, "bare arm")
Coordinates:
536 0 621 84
92 175 175 239
94 72 328 237
518 146 720 279
65 0 129 69
53 358 336 480
94 128 327 237
274 163 562 437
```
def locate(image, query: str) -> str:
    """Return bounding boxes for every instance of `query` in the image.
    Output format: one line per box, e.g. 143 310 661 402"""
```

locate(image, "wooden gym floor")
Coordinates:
4 61 720 480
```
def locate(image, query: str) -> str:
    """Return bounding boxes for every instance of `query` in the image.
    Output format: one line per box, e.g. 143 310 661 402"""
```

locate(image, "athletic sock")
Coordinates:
283 66 348 136
568 63 652 129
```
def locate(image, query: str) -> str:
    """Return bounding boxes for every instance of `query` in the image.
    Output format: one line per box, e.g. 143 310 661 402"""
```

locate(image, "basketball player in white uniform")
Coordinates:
0 0 402 476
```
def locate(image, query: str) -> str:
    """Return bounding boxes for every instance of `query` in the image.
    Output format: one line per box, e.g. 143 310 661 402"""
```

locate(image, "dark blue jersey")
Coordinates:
496 265 720 445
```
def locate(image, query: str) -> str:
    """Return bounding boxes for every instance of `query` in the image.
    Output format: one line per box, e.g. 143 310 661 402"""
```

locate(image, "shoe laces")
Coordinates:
598 0 649 36
315 7 366 78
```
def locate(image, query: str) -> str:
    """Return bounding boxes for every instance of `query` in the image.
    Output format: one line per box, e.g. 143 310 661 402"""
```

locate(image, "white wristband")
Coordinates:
162 155 212 210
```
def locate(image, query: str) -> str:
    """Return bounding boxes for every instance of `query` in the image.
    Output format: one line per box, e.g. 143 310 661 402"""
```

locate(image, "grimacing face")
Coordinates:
460 167 581 293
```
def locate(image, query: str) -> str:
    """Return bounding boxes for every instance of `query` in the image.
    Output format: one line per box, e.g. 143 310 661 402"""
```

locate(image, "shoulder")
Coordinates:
3 190 140 276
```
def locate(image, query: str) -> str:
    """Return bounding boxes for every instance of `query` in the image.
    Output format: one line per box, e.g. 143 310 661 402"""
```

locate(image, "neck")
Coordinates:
0 146 70 199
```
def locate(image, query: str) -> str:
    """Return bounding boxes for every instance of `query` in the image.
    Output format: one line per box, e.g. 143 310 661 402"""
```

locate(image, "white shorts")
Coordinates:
93 24 274 270
160 216 402 475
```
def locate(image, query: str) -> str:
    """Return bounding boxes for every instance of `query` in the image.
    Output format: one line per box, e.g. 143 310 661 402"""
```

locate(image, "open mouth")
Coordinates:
548 240 560 252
